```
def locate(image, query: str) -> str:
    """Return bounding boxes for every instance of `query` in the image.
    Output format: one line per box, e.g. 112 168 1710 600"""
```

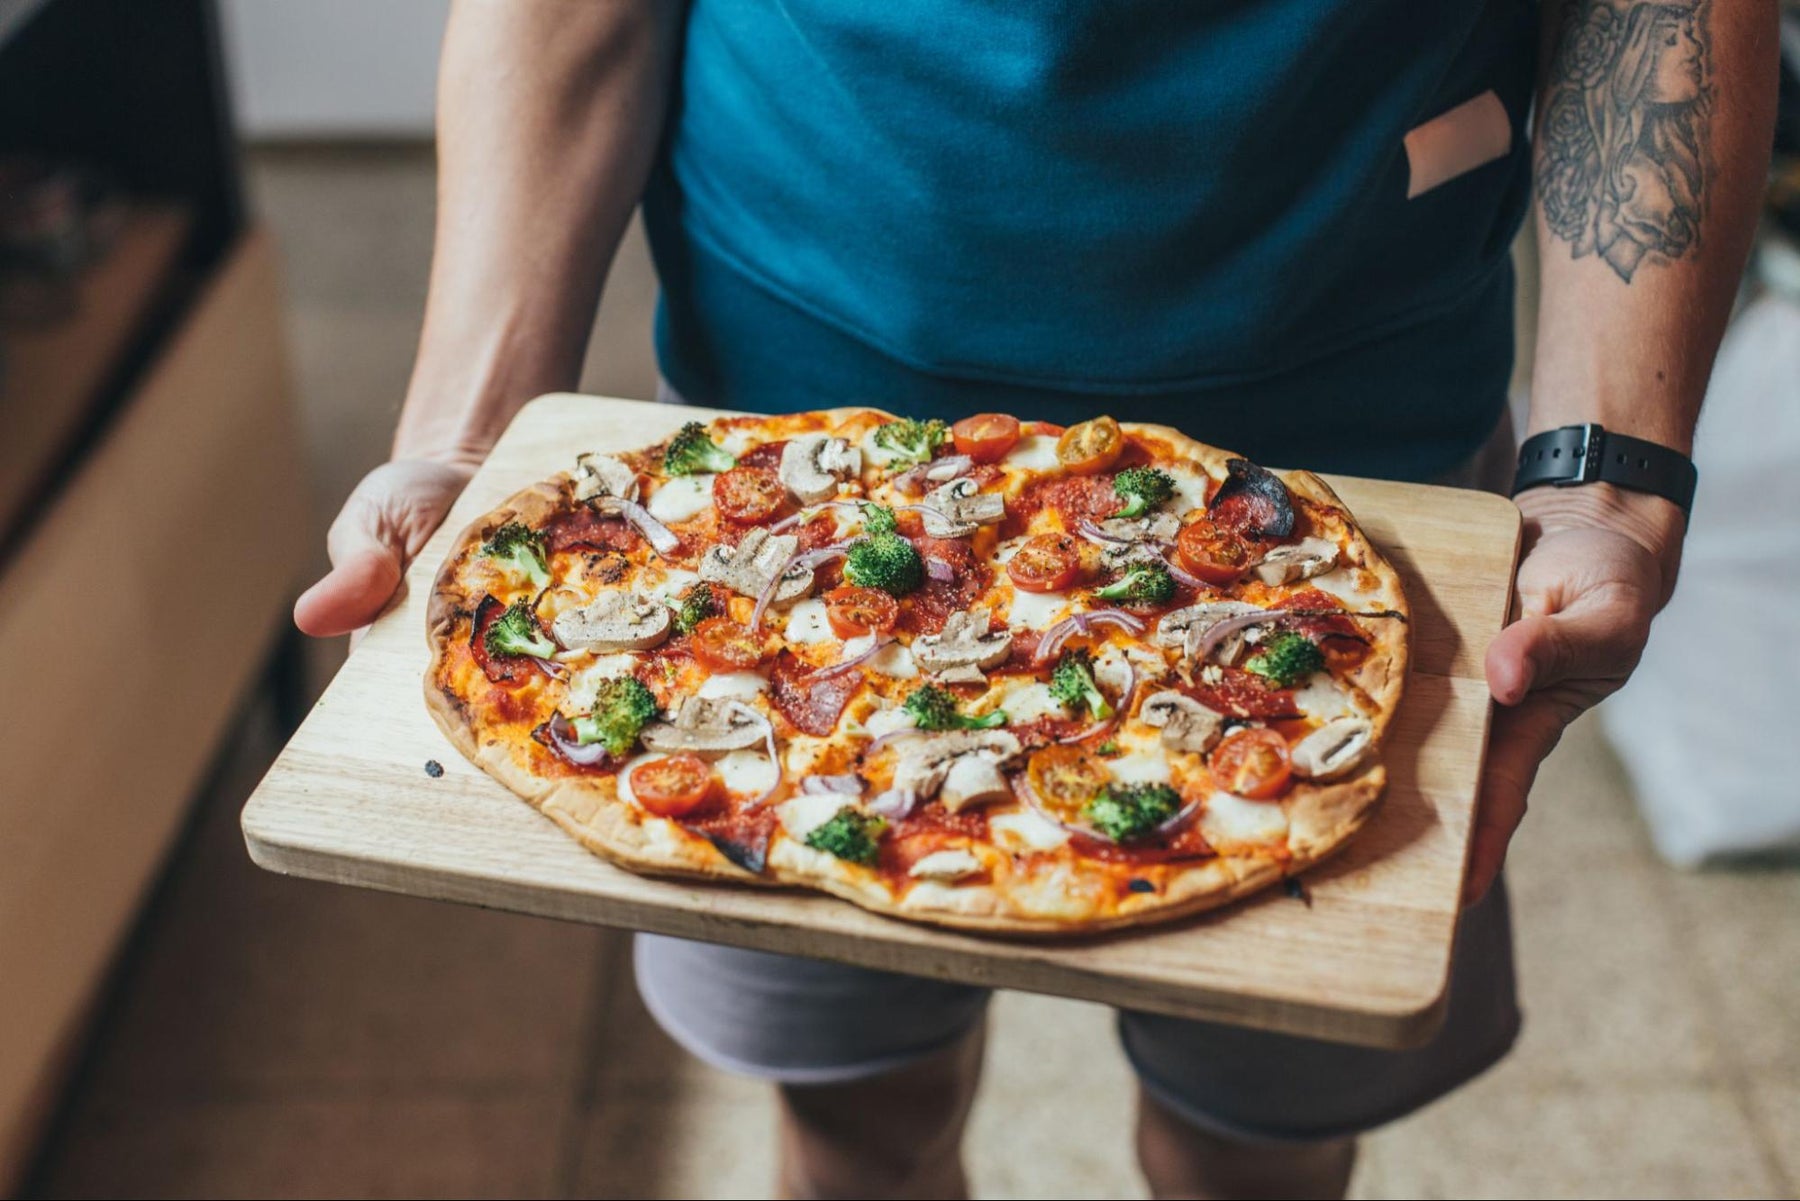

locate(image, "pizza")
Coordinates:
425 408 1408 934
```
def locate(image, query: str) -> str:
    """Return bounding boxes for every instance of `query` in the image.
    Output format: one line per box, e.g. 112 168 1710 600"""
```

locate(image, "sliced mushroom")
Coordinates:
639 696 769 759
911 608 1013 682
919 478 1007 538
887 729 1023 804
1251 537 1339 586
1092 513 1181 568
552 589 672 652
909 848 984 882
938 757 1013 813
1138 690 1226 754
1154 601 1265 663
780 434 862 504
571 453 639 503
1290 717 1374 780
699 528 813 604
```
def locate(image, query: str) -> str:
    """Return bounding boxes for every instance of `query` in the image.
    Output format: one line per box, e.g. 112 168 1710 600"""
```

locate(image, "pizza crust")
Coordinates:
423 411 1408 936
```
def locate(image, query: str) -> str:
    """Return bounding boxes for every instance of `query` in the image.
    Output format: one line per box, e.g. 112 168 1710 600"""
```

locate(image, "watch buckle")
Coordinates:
1565 422 1606 486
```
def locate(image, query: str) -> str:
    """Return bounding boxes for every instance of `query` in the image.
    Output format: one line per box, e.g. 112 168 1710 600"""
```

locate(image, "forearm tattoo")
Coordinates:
1536 0 1713 282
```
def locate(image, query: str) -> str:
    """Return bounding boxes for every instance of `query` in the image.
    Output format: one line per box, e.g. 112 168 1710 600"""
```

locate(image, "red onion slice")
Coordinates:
925 557 956 583
531 655 568 680
812 633 893 679
868 787 921 819
925 454 974 481
791 546 849 570
1161 552 1206 588
601 497 682 556
545 712 611 766
1083 608 1147 636
1034 612 1091 664
865 724 925 751
801 773 864 796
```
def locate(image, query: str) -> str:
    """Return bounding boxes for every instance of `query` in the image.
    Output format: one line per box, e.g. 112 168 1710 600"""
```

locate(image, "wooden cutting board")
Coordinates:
242 393 1521 1049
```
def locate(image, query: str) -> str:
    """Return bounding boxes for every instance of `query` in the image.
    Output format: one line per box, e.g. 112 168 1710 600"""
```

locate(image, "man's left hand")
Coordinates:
1469 483 1686 905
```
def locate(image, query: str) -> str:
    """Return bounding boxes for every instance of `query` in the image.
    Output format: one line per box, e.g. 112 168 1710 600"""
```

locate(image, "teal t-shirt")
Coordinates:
643 0 1537 480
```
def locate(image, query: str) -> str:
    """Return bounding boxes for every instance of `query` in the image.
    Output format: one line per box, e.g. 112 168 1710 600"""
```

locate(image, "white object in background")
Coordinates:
220 0 449 139
1601 294 1800 866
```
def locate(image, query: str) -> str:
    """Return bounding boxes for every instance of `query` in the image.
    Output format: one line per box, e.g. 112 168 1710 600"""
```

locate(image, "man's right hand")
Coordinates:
293 458 477 638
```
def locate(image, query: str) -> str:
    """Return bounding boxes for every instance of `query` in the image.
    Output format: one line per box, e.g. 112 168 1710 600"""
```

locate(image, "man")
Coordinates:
295 2 1776 1196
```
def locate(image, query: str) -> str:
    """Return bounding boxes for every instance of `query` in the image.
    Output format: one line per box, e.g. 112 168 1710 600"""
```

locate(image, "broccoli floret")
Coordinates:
479 522 550 587
1049 647 1114 720
903 684 1007 732
672 585 720 636
484 599 556 660
1110 467 1177 519
871 418 948 466
860 502 898 536
1243 631 1326 688
569 676 661 756
663 421 737 475
1095 561 1177 606
1083 782 1182 842
843 531 925 595
804 806 887 865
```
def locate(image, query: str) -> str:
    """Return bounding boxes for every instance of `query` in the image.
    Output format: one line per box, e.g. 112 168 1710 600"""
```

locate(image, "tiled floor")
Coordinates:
22 145 1799 1200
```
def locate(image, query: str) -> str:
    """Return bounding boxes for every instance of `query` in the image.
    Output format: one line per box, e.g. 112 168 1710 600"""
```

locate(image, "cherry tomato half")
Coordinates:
1056 416 1124 476
951 412 1022 464
629 753 717 818
1176 516 1254 585
1026 745 1112 821
713 465 788 524
690 616 768 672
1007 533 1083 593
1210 727 1292 801
824 585 901 639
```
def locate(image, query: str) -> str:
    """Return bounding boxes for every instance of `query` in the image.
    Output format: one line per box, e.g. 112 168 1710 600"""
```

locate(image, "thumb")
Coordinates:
1485 598 1647 707
294 541 403 638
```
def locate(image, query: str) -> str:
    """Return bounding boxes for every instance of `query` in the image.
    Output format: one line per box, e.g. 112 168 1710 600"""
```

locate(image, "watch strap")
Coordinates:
1511 423 1697 516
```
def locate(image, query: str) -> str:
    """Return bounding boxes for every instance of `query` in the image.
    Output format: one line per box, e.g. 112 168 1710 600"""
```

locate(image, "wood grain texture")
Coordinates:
241 393 1522 1049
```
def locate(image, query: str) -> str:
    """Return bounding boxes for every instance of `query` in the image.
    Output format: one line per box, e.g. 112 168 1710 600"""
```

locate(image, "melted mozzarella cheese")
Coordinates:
996 681 1066 723
990 809 1073 851
1003 434 1061 473
1004 587 1070 628
697 671 769 702
863 704 919 738
644 475 714 524
644 567 700 602
1164 464 1212 518
1306 567 1374 606
869 640 919 679
1107 750 1173 787
1291 675 1359 721
1200 791 1290 847
777 791 853 839
994 536 1029 565
716 749 779 797
783 597 835 645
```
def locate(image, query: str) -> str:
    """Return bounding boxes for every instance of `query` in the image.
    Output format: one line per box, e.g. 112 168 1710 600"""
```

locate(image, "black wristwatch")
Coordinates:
1510 423 1697 517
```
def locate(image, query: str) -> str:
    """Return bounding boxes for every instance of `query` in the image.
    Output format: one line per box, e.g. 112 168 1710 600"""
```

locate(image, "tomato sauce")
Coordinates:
736 440 787 470
1183 667 1302 719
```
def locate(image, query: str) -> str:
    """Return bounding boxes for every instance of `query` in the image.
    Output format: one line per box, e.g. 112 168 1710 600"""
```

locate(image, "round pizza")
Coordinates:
425 408 1408 934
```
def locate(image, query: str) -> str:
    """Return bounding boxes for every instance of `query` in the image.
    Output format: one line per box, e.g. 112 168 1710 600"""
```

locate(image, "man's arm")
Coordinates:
295 0 681 637
1470 0 1778 900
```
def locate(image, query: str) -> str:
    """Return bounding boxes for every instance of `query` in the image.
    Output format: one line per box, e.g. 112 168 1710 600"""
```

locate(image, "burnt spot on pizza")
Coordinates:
1126 878 1156 894
1283 876 1313 907
703 832 768 875
424 759 445 778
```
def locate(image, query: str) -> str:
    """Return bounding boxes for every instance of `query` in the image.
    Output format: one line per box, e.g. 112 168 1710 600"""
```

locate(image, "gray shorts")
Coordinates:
636 875 1519 1144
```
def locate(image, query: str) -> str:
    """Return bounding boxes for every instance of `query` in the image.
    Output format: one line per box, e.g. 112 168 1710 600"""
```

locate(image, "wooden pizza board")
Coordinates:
242 393 1521 1049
